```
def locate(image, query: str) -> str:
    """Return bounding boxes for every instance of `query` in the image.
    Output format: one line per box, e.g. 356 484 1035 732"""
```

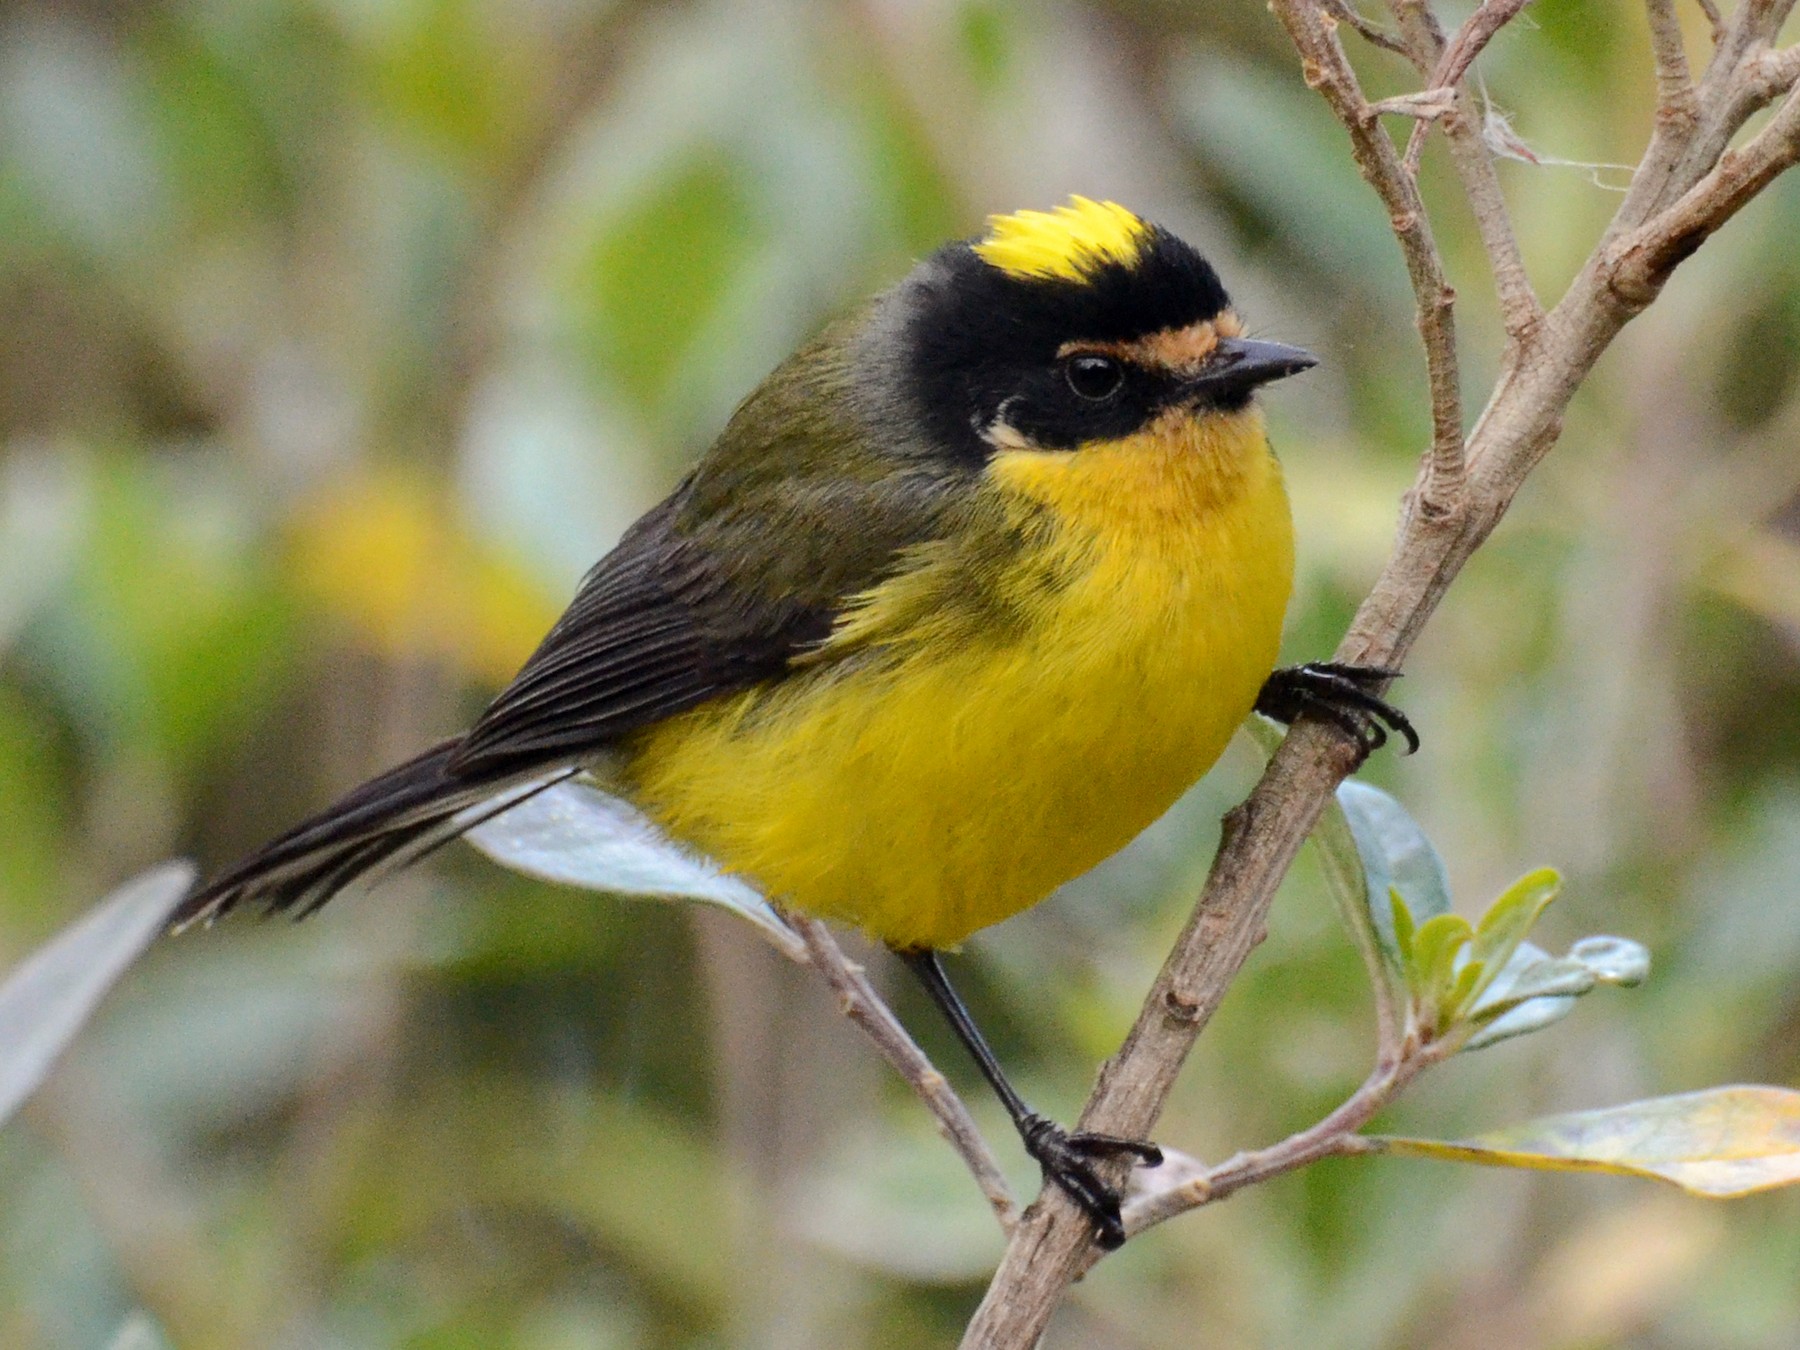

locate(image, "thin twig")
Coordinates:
1694 0 1726 44
1646 0 1700 118
1607 0 1799 246
1321 0 1413 55
1368 87 1458 119
1115 1039 1451 1241
1389 1 1546 345
1605 83 1800 309
1427 0 1537 90
1444 101 1545 344
958 2 1800 1344
1400 0 1537 172
1287 4 1467 511
788 915 1019 1231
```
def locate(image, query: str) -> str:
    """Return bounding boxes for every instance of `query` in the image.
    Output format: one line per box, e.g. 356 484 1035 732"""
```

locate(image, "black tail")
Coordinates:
172 739 572 929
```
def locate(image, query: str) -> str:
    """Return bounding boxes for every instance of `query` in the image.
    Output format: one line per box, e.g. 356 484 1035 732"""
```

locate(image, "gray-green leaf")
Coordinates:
1336 780 1454 968
1568 934 1651 986
0 860 196 1128
464 778 804 960
1464 934 1652 1051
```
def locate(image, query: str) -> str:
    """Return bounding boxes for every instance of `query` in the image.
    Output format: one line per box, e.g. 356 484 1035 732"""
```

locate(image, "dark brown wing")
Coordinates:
445 492 835 774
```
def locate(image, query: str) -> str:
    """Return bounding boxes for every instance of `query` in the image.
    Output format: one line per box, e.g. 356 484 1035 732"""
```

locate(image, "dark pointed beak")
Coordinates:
1186 337 1318 402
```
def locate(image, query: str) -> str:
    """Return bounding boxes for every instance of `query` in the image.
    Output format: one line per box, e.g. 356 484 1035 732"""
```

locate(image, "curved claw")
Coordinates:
1022 1115 1163 1250
1067 1130 1164 1167
1254 662 1420 759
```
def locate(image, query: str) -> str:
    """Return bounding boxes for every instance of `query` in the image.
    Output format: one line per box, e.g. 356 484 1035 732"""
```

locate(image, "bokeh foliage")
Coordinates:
2 0 1799 1346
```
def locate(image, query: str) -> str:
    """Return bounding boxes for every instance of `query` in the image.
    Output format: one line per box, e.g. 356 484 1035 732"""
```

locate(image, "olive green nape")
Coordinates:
674 328 969 612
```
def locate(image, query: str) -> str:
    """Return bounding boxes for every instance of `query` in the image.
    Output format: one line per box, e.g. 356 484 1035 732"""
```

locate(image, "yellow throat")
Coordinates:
622 405 1295 950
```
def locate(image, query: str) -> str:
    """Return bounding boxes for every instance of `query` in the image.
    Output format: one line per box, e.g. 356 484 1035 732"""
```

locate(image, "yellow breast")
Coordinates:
621 408 1295 949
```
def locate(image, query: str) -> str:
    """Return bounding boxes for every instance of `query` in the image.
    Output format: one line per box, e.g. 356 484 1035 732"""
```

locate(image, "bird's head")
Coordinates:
891 197 1315 465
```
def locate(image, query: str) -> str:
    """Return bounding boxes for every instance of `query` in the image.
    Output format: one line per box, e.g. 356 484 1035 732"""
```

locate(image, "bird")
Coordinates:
173 196 1413 1249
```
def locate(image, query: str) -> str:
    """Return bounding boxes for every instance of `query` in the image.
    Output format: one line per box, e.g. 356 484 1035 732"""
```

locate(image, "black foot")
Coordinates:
1255 662 1419 761
1021 1114 1163 1250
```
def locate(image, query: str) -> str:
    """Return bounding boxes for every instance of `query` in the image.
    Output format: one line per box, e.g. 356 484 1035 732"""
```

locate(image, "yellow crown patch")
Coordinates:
972 197 1151 282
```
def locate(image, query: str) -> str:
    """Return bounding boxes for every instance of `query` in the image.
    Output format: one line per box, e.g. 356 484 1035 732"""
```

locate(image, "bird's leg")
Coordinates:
898 948 1161 1250
1254 662 1419 760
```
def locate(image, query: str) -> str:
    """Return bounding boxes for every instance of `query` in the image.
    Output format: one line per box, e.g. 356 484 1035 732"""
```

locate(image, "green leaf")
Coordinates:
463 778 804 960
0 860 195 1127
1465 867 1562 1008
1389 887 1416 961
1336 781 1454 968
1442 958 1486 1026
1369 1086 1800 1197
1466 941 1599 1050
1408 912 1473 1025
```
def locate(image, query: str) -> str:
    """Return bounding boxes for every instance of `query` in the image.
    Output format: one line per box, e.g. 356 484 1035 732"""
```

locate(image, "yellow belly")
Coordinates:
620 410 1294 949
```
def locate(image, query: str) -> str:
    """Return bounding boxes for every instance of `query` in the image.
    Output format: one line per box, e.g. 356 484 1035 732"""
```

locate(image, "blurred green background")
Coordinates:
3 0 1799 1346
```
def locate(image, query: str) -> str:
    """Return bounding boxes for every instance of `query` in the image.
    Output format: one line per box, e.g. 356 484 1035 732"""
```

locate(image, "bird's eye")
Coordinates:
1064 354 1124 401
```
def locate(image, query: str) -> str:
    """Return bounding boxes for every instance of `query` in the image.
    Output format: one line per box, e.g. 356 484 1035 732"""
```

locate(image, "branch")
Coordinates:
1443 96 1547 346
1368 87 1457 119
788 915 1019 1231
1646 0 1700 118
1696 0 1727 46
1741 41 1800 110
1114 1038 1451 1242
960 3 1800 1344
1388 0 1545 345
1605 81 1800 308
1398 0 1535 172
1321 0 1412 55
1425 0 1535 91
1609 0 1798 242
1285 3 1467 511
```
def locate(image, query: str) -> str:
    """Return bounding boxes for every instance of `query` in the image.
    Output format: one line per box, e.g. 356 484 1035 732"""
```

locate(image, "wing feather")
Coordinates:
445 495 836 774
